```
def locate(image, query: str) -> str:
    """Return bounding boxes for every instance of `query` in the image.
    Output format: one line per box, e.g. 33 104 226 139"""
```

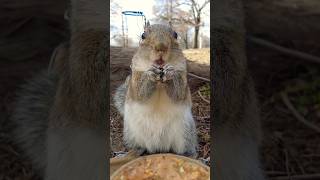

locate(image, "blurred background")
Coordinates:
0 0 319 179
110 0 210 48
244 0 320 178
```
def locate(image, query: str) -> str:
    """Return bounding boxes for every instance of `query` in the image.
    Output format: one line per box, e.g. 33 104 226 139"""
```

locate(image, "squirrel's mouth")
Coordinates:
154 57 165 67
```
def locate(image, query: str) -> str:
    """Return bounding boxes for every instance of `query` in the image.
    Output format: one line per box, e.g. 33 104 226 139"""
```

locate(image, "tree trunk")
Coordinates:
193 26 199 48
184 31 189 49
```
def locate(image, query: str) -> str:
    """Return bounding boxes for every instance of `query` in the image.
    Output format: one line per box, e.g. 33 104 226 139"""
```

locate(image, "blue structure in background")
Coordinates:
121 11 147 47
122 11 146 26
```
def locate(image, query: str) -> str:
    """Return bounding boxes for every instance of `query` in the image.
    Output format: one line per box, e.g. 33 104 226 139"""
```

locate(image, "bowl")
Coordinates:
111 153 210 180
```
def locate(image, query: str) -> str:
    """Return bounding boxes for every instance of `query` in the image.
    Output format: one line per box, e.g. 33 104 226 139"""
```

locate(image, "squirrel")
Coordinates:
212 0 265 179
10 0 108 179
113 23 198 157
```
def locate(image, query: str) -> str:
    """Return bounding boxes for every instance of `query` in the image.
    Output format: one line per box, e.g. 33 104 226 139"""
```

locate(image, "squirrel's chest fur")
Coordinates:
124 85 193 153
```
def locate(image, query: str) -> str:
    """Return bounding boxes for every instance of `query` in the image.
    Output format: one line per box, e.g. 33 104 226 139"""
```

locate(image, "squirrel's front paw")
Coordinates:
162 64 175 82
146 65 162 82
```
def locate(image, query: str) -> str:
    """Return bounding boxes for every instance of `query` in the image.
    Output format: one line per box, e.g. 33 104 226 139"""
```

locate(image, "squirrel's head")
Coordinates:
138 24 180 67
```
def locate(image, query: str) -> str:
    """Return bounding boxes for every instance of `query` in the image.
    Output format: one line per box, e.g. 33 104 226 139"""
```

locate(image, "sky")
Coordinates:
110 0 210 47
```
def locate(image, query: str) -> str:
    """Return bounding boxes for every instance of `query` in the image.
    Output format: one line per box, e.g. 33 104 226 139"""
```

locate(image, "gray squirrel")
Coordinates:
10 0 108 179
212 0 266 179
113 24 198 157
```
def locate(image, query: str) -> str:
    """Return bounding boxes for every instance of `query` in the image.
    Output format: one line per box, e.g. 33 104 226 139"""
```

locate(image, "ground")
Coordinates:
245 1 320 177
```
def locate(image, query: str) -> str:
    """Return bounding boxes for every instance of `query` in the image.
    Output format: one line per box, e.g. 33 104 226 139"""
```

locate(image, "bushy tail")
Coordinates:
9 0 108 176
113 76 130 116
10 70 58 176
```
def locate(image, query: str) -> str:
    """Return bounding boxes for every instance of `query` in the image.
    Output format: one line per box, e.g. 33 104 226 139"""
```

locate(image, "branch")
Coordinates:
158 15 182 22
199 0 210 11
280 92 320 133
248 36 320 65
188 72 210 82
175 1 192 7
180 18 196 26
189 0 197 20
271 173 320 180
189 0 198 10
198 90 210 104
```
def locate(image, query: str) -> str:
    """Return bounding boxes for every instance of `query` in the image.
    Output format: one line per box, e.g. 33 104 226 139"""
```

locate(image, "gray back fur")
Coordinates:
113 76 130 116
10 70 58 176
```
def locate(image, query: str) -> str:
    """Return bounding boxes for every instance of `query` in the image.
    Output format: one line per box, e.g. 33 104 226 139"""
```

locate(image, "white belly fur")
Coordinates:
124 86 193 154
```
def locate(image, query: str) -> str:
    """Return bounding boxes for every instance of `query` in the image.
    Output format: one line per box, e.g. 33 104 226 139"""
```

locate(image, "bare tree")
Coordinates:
201 34 210 48
153 0 209 49
185 0 209 48
175 23 191 49
153 0 190 48
110 0 122 46
113 35 134 47
153 0 182 25
110 0 121 15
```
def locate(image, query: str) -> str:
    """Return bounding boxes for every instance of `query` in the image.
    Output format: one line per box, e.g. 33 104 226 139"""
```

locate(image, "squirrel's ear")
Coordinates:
173 31 178 39
144 21 151 31
141 32 146 39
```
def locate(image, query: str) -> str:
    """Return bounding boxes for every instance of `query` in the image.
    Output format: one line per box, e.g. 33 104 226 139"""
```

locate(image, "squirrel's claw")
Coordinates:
162 64 175 82
147 66 162 82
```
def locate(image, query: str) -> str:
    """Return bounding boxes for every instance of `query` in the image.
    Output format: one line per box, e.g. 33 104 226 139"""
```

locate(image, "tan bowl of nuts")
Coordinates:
110 153 210 180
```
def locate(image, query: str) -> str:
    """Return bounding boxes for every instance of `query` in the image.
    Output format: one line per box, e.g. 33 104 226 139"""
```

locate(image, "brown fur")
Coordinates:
127 21 190 103
127 69 191 104
212 0 265 179
48 30 107 128
70 0 107 33
44 0 108 179
48 42 70 74
10 0 108 179
113 24 197 156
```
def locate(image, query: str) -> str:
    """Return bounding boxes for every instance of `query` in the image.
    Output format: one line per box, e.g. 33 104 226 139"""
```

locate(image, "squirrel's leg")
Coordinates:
161 65 198 157
180 126 198 158
122 67 160 153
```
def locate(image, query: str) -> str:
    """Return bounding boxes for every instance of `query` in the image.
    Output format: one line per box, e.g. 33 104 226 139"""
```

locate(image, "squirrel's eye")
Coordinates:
141 32 146 39
173 31 178 39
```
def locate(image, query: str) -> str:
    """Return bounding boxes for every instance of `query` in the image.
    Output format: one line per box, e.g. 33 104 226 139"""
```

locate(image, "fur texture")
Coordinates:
212 0 265 179
10 0 108 179
113 76 130 116
70 0 107 33
45 127 106 180
10 70 58 176
124 90 196 156
114 24 198 157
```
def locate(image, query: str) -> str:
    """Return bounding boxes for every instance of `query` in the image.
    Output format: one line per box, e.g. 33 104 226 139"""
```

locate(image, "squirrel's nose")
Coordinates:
154 42 168 52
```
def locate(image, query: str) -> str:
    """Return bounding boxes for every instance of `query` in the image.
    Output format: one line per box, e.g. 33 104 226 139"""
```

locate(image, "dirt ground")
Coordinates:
245 0 320 178
0 0 320 179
